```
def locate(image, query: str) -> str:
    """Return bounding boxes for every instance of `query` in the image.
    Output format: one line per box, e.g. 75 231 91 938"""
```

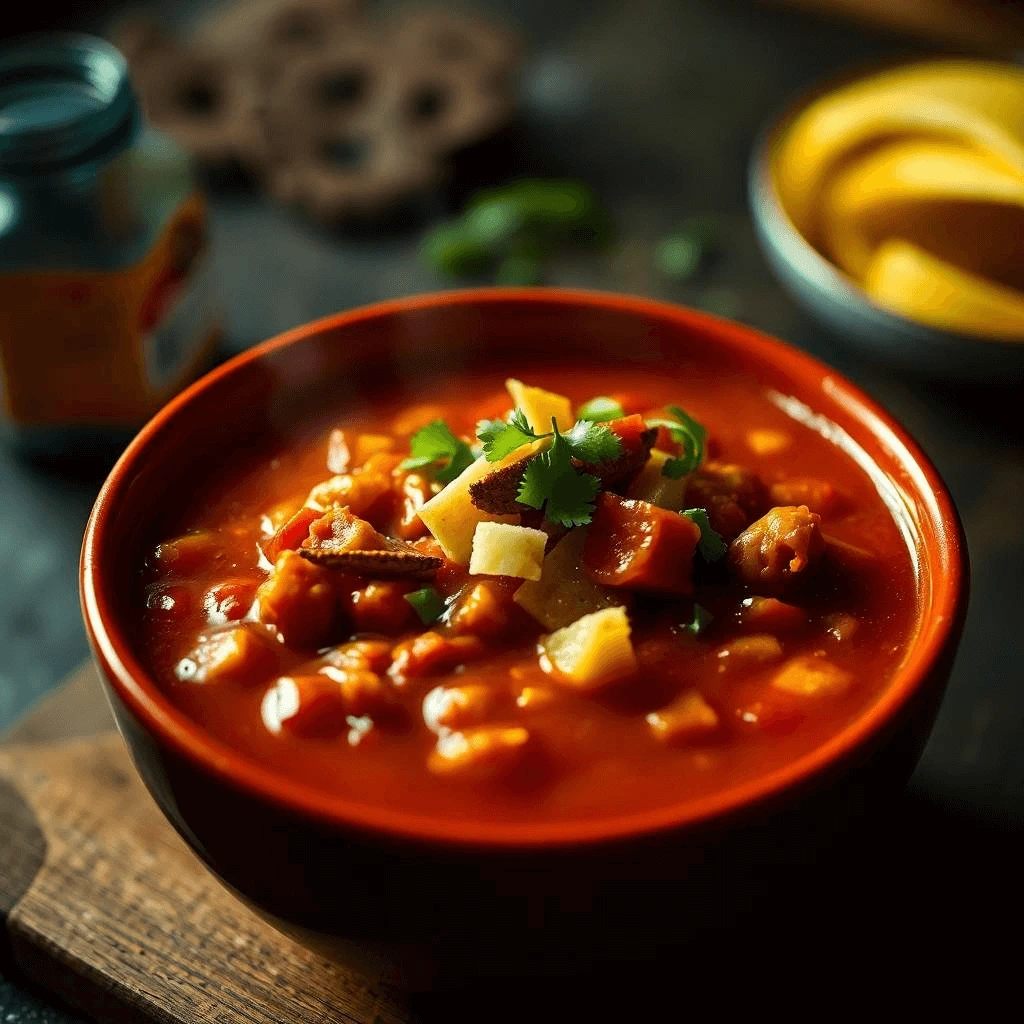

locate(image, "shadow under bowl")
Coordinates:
80 288 968 988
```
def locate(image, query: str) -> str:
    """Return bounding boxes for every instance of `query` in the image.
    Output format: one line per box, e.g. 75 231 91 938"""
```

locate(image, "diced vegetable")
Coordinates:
506 378 573 433
418 440 547 564
428 726 533 781
261 667 394 738
739 596 808 633
321 639 394 675
772 655 853 697
151 531 222 574
823 612 860 643
683 603 714 636
577 396 625 422
583 493 701 595
203 581 256 626
684 462 769 541
353 433 396 464
348 581 418 634
404 586 446 626
646 691 719 744
769 477 847 517
469 521 548 580
513 528 622 629
261 505 321 564
541 606 638 689
627 450 690 510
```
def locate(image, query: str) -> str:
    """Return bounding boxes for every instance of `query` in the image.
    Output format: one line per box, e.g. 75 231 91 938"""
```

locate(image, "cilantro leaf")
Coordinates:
646 404 707 478
682 508 727 561
517 420 601 526
577 396 625 423
404 587 446 625
399 420 474 484
683 603 714 636
477 412 539 462
563 419 623 463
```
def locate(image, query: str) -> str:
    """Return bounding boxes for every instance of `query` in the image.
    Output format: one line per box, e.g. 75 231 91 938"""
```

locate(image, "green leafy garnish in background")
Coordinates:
476 410 622 465
404 587 446 625
645 404 707 478
576 396 625 422
422 179 610 285
399 420 474 484
517 421 602 528
683 603 714 636
682 508 727 562
656 215 718 282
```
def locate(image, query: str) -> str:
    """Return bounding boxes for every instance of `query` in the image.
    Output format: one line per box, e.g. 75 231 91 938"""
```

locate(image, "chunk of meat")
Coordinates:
728 505 824 595
684 462 769 541
393 471 436 541
739 596 808 633
583 492 701 595
261 669 393 739
306 452 401 520
347 581 418 634
422 684 497 734
261 505 321 563
447 580 515 640
389 631 486 680
256 550 338 648
326 428 351 474
175 626 277 686
318 665 399 718
769 477 847 518
304 506 388 554
646 691 719 744
772 655 853 697
428 726 533 781
203 581 257 626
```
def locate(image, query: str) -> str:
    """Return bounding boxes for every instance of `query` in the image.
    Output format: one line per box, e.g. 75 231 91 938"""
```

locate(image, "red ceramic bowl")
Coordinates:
81 289 967 986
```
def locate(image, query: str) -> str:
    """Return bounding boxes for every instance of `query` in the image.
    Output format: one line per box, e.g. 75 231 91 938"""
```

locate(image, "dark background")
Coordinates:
2 1 1022 1018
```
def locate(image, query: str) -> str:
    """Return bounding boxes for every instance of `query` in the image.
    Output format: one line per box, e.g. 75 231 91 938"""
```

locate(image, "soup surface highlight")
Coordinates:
139 367 918 825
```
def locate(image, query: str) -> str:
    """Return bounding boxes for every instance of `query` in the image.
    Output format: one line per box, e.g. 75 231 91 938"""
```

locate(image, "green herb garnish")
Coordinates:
682 508 727 562
399 420 474 484
577 396 625 423
517 420 602 528
684 603 714 636
477 409 622 465
404 587 446 625
645 405 707 479
656 216 718 282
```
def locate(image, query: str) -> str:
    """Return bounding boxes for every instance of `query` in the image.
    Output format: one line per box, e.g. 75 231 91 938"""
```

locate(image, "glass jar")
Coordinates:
0 34 218 456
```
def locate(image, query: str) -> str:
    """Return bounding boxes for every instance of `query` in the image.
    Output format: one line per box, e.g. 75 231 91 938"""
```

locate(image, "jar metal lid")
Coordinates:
0 33 139 174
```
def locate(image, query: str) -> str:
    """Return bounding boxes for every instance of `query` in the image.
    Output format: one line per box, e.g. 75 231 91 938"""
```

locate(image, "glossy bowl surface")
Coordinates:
80 289 968 979
749 62 1024 379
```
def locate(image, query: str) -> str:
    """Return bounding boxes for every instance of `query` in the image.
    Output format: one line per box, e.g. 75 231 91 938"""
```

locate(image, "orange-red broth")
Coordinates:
139 368 918 825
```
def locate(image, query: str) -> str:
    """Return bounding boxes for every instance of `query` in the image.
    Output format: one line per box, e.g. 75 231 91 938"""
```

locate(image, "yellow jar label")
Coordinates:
0 193 218 427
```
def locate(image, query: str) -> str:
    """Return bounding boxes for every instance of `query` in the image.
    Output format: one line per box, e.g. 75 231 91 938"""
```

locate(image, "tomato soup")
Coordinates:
138 366 918 825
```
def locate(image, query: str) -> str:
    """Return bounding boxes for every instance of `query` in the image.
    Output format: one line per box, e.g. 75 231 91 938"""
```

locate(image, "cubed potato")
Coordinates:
541 606 637 690
646 691 719 744
176 626 277 686
418 440 546 564
506 378 573 433
428 725 532 781
747 428 791 456
772 655 853 697
469 522 547 580
626 449 690 510
514 528 622 630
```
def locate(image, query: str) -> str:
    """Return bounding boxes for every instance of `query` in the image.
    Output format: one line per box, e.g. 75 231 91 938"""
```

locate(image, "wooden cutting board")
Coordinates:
0 663 415 1024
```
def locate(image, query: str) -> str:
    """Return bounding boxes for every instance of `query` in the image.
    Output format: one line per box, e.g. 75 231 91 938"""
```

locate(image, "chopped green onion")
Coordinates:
684 603 714 636
577 396 625 422
404 587 446 625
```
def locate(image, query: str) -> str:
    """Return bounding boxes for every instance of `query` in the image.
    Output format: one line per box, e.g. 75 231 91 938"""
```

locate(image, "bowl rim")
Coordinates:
749 54 1024 352
81 287 968 849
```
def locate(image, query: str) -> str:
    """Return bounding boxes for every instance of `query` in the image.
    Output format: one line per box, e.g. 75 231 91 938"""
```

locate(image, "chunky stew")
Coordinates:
139 367 918 824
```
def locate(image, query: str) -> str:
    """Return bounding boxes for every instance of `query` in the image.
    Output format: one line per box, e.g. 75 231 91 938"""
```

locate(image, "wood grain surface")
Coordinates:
0 665 414 1024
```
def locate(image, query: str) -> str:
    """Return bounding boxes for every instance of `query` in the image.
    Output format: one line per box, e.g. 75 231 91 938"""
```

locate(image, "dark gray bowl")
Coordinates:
749 76 1024 379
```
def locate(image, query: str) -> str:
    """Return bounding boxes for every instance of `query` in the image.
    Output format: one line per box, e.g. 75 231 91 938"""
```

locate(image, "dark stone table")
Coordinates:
2 0 1020 1018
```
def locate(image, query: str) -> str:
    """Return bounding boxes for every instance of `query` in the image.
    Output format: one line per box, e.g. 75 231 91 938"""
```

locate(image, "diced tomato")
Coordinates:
261 506 320 563
582 493 701 595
